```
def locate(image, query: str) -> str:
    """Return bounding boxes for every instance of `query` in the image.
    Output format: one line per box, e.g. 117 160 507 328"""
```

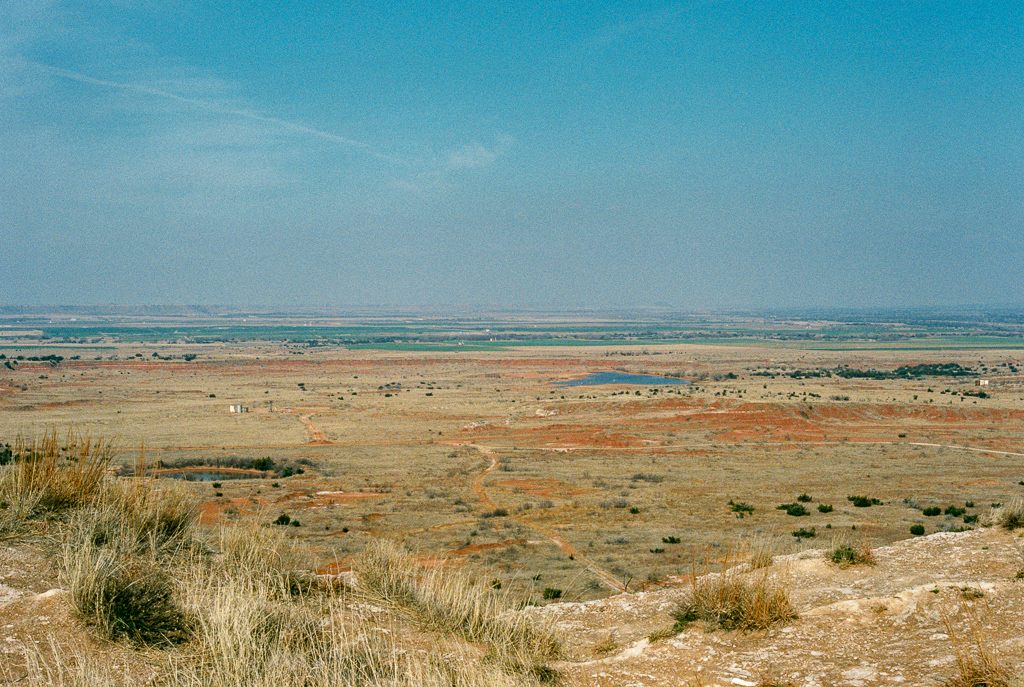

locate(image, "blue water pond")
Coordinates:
558 371 691 387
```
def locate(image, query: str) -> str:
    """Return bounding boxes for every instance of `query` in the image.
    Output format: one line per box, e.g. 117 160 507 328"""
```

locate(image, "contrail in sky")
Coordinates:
32 62 406 165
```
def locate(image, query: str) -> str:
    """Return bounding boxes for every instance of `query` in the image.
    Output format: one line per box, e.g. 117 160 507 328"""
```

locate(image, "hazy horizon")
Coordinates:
2 2 1021 310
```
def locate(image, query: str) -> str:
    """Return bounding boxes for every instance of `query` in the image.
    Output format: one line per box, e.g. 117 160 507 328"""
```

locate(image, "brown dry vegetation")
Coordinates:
2 341 1024 600
3 333 1024 684
1 443 563 686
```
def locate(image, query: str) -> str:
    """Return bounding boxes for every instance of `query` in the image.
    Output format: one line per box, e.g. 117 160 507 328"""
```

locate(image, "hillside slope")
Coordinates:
528 527 1024 686
3 527 1024 686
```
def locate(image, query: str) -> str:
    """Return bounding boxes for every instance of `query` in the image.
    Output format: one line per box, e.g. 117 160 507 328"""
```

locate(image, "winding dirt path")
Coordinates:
298 414 330 444
909 442 1024 457
470 445 499 510
464 443 626 593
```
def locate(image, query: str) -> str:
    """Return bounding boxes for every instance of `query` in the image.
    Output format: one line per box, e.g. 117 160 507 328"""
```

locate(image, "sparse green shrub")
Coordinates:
817 504 833 513
945 505 966 517
923 507 942 516
776 503 809 517
650 548 665 554
792 527 816 539
274 513 291 526
629 506 640 514
965 501 975 508
910 524 926 536
848 496 882 507
963 514 978 524
542 588 563 600
796 493 812 503
631 473 665 483
729 500 755 514
481 508 509 518
828 543 875 568
663 536 681 544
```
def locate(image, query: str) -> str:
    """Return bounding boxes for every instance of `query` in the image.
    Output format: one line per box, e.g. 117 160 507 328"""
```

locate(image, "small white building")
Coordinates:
976 379 990 387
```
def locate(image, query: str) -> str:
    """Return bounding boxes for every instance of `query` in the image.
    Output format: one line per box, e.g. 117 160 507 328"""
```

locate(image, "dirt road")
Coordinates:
464 443 626 593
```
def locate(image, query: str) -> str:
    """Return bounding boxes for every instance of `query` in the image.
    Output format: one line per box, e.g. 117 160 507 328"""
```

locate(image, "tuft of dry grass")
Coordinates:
2 637 149 687
215 521 322 597
827 541 876 568
673 554 796 632
0 430 113 514
173 570 541 687
76 479 200 557
990 498 1024 531
63 543 193 646
355 539 562 674
746 535 778 570
0 490 41 541
942 603 1016 687
59 481 200 646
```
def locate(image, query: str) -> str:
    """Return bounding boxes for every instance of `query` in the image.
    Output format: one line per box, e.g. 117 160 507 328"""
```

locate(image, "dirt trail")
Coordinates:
470 445 499 510
298 414 330 444
464 443 626 593
909 442 1024 457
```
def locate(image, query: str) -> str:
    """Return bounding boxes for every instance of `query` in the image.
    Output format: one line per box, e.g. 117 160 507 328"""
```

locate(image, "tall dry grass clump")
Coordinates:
2 637 138 687
356 540 561 676
674 555 796 632
215 521 321 597
173 557 540 687
989 497 1024 531
76 479 200 556
745 535 778 570
0 430 113 514
62 542 193 646
59 480 200 646
942 603 1016 687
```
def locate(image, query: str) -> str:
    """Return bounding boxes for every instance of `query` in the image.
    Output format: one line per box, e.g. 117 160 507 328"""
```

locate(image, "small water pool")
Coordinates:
157 470 264 482
557 371 691 387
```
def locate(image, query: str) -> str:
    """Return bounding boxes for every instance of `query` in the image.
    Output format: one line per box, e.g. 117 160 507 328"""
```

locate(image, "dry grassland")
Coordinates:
3 340 1024 602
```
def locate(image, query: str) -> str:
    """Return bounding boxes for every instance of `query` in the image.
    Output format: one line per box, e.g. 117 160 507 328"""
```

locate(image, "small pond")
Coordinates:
558 371 691 387
157 470 264 482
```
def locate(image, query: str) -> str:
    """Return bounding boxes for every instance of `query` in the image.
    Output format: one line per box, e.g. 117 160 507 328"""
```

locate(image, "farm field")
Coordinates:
2 315 1024 602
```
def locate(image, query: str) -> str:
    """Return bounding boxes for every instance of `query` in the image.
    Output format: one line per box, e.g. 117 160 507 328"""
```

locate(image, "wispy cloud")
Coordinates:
570 1 726 55
29 62 406 165
446 135 514 170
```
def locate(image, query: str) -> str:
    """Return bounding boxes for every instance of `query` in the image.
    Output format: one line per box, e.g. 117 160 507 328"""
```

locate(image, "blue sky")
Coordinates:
1 1 1021 310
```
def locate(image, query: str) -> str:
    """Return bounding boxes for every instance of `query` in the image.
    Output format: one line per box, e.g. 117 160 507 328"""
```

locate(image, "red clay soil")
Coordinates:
197 496 266 525
485 397 1024 450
